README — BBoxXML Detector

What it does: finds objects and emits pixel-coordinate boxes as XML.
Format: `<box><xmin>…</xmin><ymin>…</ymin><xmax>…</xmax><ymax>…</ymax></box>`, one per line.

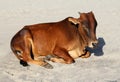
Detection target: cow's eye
<box><xmin>83</xmin><ymin>25</ymin><xmax>90</xmax><ymax>36</ymax></box>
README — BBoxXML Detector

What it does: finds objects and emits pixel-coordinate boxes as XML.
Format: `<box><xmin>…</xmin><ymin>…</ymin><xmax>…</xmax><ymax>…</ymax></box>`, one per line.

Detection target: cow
<box><xmin>10</xmin><ymin>17</ymin><xmax>92</xmax><ymax>69</ymax></box>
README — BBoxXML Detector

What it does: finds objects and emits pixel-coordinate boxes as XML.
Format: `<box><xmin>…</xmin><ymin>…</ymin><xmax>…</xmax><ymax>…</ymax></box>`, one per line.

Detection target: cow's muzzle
<box><xmin>92</xmin><ymin>40</ymin><xmax>98</xmax><ymax>47</ymax></box>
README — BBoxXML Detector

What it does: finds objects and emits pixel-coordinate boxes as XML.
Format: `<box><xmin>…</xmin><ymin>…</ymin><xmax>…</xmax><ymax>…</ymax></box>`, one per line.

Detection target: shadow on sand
<box><xmin>86</xmin><ymin>37</ymin><xmax>106</xmax><ymax>56</ymax></box>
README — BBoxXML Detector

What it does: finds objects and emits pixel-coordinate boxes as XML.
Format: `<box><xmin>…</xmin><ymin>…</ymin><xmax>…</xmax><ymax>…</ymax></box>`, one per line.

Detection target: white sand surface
<box><xmin>0</xmin><ymin>0</ymin><xmax>120</xmax><ymax>82</ymax></box>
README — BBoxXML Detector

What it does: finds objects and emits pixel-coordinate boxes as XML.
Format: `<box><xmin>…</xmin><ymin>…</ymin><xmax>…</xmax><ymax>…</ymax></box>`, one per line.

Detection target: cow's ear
<box><xmin>68</xmin><ymin>17</ymin><xmax>79</xmax><ymax>25</ymax></box>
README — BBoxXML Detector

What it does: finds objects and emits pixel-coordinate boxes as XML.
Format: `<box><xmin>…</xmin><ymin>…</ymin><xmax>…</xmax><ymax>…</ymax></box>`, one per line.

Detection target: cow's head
<box><xmin>68</xmin><ymin>17</ymin><xmax>92</xmax><ymax>48</ymax></box>
<box><xmin>78</xmin><ymin>11</ymin><xmax>98</xmax><ymax>48</ymax></box>
<box><xmin>68</xmin><ymin>11</ymin><xmax>98</xmax><ymax>48</ymax></box>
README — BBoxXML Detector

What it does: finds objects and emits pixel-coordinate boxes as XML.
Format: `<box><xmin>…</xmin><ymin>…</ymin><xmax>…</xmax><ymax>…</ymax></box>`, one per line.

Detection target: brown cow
<box><xmin>10</xmin><ymin>17</ymin><xmax>91</xmax><ymax>69</ymax></box>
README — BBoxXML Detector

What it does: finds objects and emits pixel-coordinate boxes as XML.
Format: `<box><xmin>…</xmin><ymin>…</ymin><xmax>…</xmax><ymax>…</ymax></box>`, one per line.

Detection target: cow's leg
<box><xmin>21</xmin><ymin>30</ymin><xmax>53</xmax><ymax>69</ymax></box>
<box><xmin>19</xmin><ymin>48</ymin><xmax>53</xmax><ymax>69</ymax></box>
<box><xmin>43</xmin><ymin>55</ymin><xmax>66</xmax><ymax>64</ymax></box>
<box><xmin>80</xmin><ymin>50</ymin><xmax>91</xmax><ymax>58</ymax></box>
<box><xmin>27</xmin><ymin>59</ymin><xmax>53</xmax><ymax>69</ymax></box>
<box><xmin>53</xmin><ymin>47</ymin><xmax>75</xmax><ymax>64</ymax></box>
<box><xmin>50</xmin><ymin>57</ymin><xmax>66</xmax><ymax>64</ymax></box>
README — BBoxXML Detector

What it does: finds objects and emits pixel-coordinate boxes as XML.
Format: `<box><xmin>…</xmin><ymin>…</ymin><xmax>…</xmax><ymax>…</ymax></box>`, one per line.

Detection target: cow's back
<box><xmin>23</xmin><ymin>18</ymin><xmax>81</xmax><ymax>57</ymax></box>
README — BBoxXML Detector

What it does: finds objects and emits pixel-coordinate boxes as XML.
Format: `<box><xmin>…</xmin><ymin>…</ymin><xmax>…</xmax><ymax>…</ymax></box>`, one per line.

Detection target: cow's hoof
<box><xmin>43</xmin><ymin>63</ymin><xmax>53</xmax><ymax>69</ymax></box>
<box><xmin>66</xmin><ymin>59</ymin><xmax>75</xmax><ymax>64</ymax></box>
<box><xmin>20</xmin><ymin>60</ymin><xmax>29</xmax><ymax>67</ymax></box>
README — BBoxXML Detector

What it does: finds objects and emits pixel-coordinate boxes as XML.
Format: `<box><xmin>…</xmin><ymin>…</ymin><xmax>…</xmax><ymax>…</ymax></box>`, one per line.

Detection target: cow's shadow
<box><xmin>86</xmin><ymin>37</ymin><xmax>106</xmax><ymax>56</ymax></box>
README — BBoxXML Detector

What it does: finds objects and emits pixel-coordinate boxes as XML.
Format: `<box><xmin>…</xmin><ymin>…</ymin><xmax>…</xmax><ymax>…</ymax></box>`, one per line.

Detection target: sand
<box><xmin>0</xmin><ymin>0</ymin><xmax>120</xmax><ymax>82</ymax></box>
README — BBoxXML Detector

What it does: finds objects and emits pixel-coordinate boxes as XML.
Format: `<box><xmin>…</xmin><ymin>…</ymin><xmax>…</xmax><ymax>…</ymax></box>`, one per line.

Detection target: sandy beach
<box><xmin>0</xmin><ymin>0</ymin><xmax>120</xmax><ymax>82</ymax></box>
